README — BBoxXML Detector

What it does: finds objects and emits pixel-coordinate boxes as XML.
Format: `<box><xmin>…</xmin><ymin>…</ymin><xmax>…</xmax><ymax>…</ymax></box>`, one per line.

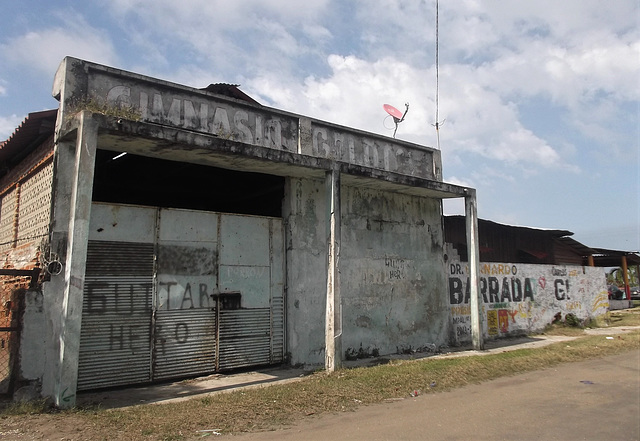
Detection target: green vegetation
<box><xmin>540</xmin><ymin>308</ymin><xmax>640</xmax><ymax>335</ymax></box>
<box><xmin>69</xmin><ymin>98</ymin><xmax>142</xmax><ymax>122</ymax></box>
<box><xmin>0</xmin><ymin>399</ymin><xmax>49</xmax><ymax>416</ymax></box>
<box><xmin>607</xmin><ymin>266</ymin><xmax>638</xmax><ymax>289</ymax></box>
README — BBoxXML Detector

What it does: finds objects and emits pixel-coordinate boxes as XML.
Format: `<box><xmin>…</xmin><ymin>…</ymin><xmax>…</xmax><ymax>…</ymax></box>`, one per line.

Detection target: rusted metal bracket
<box><xmin>0</xmin><ymin>268</ymin><xmax>41</xmax><ymax>288</ymax></box>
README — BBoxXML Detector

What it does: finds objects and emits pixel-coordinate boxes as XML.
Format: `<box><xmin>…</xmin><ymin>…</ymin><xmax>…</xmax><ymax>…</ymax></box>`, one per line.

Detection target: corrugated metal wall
<box><xmin>153</xmin><ymin>208</ymin><xmax>219</xmax><ymax>381</ymax></box>
<box><xmin>218</xmin><ymin>309</ymin><xmax>271</xmax><ymax>370</ymax></box>
<box><xmin>153</xmin><ymin>309</ymin><xmax>217</xmax><ymax>380</ymax></box>
<box><xmin>77</xmin><ymin>203</ymin><xmax>284</xmax><ymax>390</ymax></box>
<box><xmin>78</xmin><ymin>241</ymin><xmax>154</xmax><ymax>390</ymax></box>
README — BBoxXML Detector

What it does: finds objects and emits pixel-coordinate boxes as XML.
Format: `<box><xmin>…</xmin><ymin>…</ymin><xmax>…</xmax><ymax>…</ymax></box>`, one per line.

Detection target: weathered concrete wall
<box><xmin>284</xmin><ymin>177</ymin><xmax>450</xmax><ymax>367</ymax></box>
<box><xmin>609</xmin><ymin>299</ymin><xmax>633</xmax><ymax>310</ymax></box>
<box><xmin>341</xmin><ymin>187</ymin><xmax>449</xmax><ymax>356</ymax></box>
<box><xmin>446</xmin><ymin>248</ymin><xmax>609</xmax><ymax>344</ymax></box>
<box><xmin>284</xmin><ymin>177</ymin><xmax>328</xmax><ymax>366</ymax></box>
<box><xmin>53</xmin><ymin>57</ymin><xmax>442</xmax><ymax>182</ymax></box>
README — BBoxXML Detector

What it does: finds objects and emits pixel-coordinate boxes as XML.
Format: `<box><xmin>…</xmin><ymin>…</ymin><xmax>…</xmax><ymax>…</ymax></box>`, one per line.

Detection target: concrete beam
<box><xmin>56</xmin><ymin>113</ymin><xmax>472</xmax><ymax>201</ymax></box>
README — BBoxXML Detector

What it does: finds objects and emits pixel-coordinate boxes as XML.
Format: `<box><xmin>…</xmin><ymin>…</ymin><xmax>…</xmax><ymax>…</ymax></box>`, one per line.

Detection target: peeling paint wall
<box><xmin>446</xmin><ymin>246</ymin><xmax>609</xmax><ymax>345</ymax></box>
<box><xmin>341</xmin><ymin>187</ymin><xmax>449</xmax><ymax>356</ymax></box>
<box><xmin>53</xmin><ymin>57</ymin><xmax>442</xmax><ymax>182</ymax></box>
<box><xmin>284</xmin><ymin>178</ymin><xmax>328</xmax><ymax>366</ymax></box>
<box><xmin>285</xmin><ymin>178</ymin><xmax>450</xmax><ymax>367</ymax></box>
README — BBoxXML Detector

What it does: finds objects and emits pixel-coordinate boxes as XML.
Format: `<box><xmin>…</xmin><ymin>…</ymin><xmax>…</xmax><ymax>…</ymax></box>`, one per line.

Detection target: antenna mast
<box><xmin>433</xmin><ymin>0</ymin><xmax>444</xmax><ymax>149</ymax></box>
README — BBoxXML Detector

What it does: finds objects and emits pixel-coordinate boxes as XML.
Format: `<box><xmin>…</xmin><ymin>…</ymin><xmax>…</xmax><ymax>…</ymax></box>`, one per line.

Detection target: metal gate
<box><xmin>152</xmin><ymin>208</ymin><xmax>219</xmax><ymax>380</ymax></box>
<box><xmin>77</xmin><ymin>204</ymin><xmax>284</xmax><ymax>391</ymax></box>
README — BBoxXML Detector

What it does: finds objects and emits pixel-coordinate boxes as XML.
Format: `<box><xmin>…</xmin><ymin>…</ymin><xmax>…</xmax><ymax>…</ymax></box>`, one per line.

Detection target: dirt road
<box><xmin>224</xmin><ymin>350</ymin><xmax>640</xmax><ymax>441</ymax></box>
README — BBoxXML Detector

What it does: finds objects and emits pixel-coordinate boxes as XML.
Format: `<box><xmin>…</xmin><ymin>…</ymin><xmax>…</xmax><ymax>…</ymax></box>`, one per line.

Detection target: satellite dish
<box><xmin>383</xmin><ymin>104</ymin><xmax>404</xmax><ymax>121</ymax></box>
<box><xmin>383</xmin><ymin>102</ymin><xmax>409</xmax><ymax>138</ymax></box>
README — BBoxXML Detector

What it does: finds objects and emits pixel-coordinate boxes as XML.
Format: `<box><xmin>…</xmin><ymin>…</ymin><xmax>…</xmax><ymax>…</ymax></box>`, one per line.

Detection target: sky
<box><xmin>1</xmin><ymin>0</ymin><xmax>638</xmax><ymax>252</ymax></box>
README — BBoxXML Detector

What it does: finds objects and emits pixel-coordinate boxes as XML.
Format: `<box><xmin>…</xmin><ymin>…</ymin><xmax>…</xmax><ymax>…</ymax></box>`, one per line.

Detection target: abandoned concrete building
<box><xmin>0</xmin><ymin>57</ymin><xmax>482</xmax><ymax>407</ymax></box>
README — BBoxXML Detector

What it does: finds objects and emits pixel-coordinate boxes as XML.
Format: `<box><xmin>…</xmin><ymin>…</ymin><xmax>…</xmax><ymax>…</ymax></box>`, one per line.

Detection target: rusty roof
<box><xmin>200</xmin><ymin>83</ymin><xmax>261</xmax><ymax>106</ymax></box>
<box><xmin>0</xmin><ymin>109</ymin><xmax>57</xmax><ymax>165</ymax></box>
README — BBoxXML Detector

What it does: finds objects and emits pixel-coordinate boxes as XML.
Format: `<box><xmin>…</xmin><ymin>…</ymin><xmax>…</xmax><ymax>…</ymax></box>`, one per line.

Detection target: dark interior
<box><xmin>92</xmin><ymin>150</ymin><xmax>285</xmax><ymax>217</ymax></box>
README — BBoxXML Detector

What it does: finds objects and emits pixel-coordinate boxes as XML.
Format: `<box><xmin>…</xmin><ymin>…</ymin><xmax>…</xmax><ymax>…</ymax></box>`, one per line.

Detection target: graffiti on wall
<box><xmin>84</xmin><ymin>279</ymin><xmax>213</xmax><ymax>352</ymax></box>
<box><xmin>448</xmin><ymin>261</ymin><xmax>609</xmax><ymax>343</ymax></box>
<box><xmin>157</xmin><ymin>279</ymin><xmax>216</xmax><ymax>310</ymax></box>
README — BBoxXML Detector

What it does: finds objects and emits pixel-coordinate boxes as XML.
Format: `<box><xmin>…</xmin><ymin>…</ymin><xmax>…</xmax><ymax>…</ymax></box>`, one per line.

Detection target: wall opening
<box><xmin>92</xmin><ymin>150</ymin><xmax>285</xmax><ymax>217</ymax></box>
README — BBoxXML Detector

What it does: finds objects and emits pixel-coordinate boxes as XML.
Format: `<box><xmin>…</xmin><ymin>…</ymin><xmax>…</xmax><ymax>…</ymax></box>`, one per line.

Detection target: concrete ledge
<box><xmin>609</xmin><ymin>300</ymin><xmax>633</xmax><ymax>310</ymax></box>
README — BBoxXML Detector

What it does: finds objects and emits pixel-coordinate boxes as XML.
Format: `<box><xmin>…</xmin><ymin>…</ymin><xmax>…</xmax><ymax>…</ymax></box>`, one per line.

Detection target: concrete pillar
<box><xmin>53</xmin><ymin>111</ymin><xmax>98</xmax><ymax>408</ymax></box>
<box><xmin>465</xmin><ymin>190</ymin><xmax>483</xmax><ymax>351</ymax></box>
<box><xmin>325</xmin><ymin>168</ymin><xmax>342</xmax><ymax>371</ymax></box>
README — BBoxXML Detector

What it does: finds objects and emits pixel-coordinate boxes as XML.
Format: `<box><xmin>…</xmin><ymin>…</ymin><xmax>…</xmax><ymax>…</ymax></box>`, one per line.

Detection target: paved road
<box><xmin>225</xmin><ymin>351</ymin><xmax>640</xmax><ymax>441</ymax></box>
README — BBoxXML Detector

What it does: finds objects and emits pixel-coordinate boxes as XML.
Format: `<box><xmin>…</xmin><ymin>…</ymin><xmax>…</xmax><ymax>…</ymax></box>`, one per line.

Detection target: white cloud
<box><xmin>302</xmin><ymin>24</ymin><xmax>332</xmax><ymax>42</ymax></box>
<box><xmin>1</xmin><ymin>10</ymin><xmax>119</xmax><ymax>77</ymax></box>
<box><xmin>0</xmin><ymin>114</ymin><xmax>24</xmax><ymax>143</ymax></box>
<box><xmin>99</xmin><ymin>0</ymin><xmax>635</xmax><ymax>176</ymax></box>
<box><xmin>0</xmin><ymin>1</ymin><xmax>632</xmax><ymax>188</ymax></box>
<box><xmin>250</xmin><ymin>51</ymin><xmax>573</xmax><ymax>174</ymax></box>
<box><xmin>105</xmin><ymin>0</ymin><xmax>331</xmax><ymax>25</ymax></box>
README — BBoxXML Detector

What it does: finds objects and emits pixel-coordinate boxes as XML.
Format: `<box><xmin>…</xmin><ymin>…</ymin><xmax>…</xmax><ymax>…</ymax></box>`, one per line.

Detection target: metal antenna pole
<box><xmin>433</xmin><ymin>0</ymin><xmax>444</xmax><ymax>149</ymax></box>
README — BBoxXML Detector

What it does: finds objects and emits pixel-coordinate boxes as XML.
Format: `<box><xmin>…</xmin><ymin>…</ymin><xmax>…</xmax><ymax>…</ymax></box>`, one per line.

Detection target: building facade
<box><xmin>0</xmin><ymin>58</ymin><xmax>480</xmax><ymax>406</ymax></box>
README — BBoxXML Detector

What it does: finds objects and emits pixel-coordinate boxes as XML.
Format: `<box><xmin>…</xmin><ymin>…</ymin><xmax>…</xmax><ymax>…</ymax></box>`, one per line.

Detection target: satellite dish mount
<box><xmin>383</xmin><ymin>103</ymin><xmax>409</xmax><ymax>138</ymax></box>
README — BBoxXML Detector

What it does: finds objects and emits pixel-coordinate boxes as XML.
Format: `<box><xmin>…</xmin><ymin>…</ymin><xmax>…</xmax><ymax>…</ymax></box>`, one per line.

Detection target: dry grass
<box><xmin>2</xmin><ymin>311</ymin><xmax>639</xmax><ymax>440</ymax></box>
<box><xmin>539</xmin><ymin>308</ymin><xmax>640</xmax><ymax>336</ymax></box>
<box><xmin>605</xmin><ymin>309</ymin><xmax>640</xmax><ymax>327</ymax></box>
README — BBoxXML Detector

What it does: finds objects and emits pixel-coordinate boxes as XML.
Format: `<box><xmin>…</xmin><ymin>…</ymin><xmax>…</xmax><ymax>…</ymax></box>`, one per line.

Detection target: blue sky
<box><xmin>1</xmin><ymin>0</ymin><xmax>638</xmax><ymax>251</ymax></box>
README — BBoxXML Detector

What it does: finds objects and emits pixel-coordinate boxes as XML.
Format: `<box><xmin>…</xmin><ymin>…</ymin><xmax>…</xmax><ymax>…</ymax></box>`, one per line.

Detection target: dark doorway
<box><xmin>92</xmin><ymin>150</ymin><xmax>285</xmax><ymax>217</ymax></box>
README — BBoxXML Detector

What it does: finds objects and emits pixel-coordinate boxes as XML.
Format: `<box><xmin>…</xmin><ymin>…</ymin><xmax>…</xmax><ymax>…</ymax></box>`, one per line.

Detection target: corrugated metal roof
<box><xmin>0</xmin><ymin>109</ymin><xmax>57</xmax><ymax>165</ymax></box>
<box><xmin>446</xmin><ymin>215</ymin><xmax>573</xmax><ymax>237</ymax></box>
<box><xmin>445</xmin><ymin>216</ymin><xmax>639</xmax><ymax>267</ymax></box>
<box><xmin>590</xmin><ymin>248</ymin><xmax>640</xmax><ymax>266</ymax></box>
<box><xmin>200</xmin><ymin>83</ymin><xmax>261</xmax><ymax>106</ymax></box>
<box><xmin>555</xmin><ymin>236</ymin><xmax>596</xmax><ymax>256</ymax></box>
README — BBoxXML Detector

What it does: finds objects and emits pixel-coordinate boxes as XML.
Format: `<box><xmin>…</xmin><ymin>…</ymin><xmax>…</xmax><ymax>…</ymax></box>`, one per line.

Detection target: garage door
<box><xmin>77</xmin><ymin>203</ymin><xmax>284</xmax><ymax>390</ymax></box>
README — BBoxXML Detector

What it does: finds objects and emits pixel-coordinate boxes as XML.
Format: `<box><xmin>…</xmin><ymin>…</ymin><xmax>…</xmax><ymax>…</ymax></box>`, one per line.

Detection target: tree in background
<box><xmin>607</xmin><ymin>266</ymin><xmax>639</xmax><ymax>288</ymax></box>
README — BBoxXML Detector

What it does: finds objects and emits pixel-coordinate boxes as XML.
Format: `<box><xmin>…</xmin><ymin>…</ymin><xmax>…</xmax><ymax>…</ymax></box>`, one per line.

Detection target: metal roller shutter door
<box><xmin>153</xmin><ymin>309</ymin><xmax>217</xmax><ymax>381</ymax></box>
<box><xmin>77</xmin><ymin>241</ymin><xmax>154</xmax><ymax>391</ymax></box>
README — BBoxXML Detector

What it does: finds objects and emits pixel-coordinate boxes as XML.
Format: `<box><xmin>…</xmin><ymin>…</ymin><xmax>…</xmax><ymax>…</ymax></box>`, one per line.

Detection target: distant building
<box><xmin>445</xmin><ymin>215</ymin><xmax>640</xmax><ymax>296</ymax></box>
<box><xmin>442</xmin><ymin>217</ymin><xmax>640</xmax><ymax>344</ymax></box>
<box><xmin>445</xmin><ymin>216</ymin><xmax>585</xmax><ymax>265</ymax></box>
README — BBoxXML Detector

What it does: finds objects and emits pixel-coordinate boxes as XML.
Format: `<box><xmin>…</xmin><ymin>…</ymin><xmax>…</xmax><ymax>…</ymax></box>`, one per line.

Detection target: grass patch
<box><xmin>605</xmin><ymin>309</ymin><xmax>640</xmax><ymax>327</ymax></box>
<box><xmin>540</xmin><ymin>323</ymin><xmax>588</xmax><ymax>336</ymax></box>
<box><xmin>0</xmin><ymin>399</ymin><xmax>50</xmax><ymax>416</ymax></box>
<box><xmin>2</xmin><ymin>311</ymin><xmax>638</xmax><ymax>440</ymax></box>
<box><xmin>3</xmin><ymin>331</ymin><xmax>638</xmax><ymax>440</ymax></box>
<box><xmin>540</xmin><ymin>307</ymin><xmax>640</xmax><ymax>336</ymax></box>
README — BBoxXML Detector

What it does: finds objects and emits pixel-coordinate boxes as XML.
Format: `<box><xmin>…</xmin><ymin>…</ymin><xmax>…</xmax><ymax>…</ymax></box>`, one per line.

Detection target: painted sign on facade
<box><xmin>54</xmin><ymin>58</ymin><xmax>441</xmax><ymax>181</ymax></box>
<box><xmin>310</xmin><ymin>122</ymin><xmax>436</xmax><ymax>178</ymax></box>
<box><xmin>448</xmin><ymin>259</ymin><xmax>609</xmax><ymax>344</ymax></box>
<box><xmin>104</xmin><ymin>84</ymin><xmax>299</xmax><ymax>152</ymax></box>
